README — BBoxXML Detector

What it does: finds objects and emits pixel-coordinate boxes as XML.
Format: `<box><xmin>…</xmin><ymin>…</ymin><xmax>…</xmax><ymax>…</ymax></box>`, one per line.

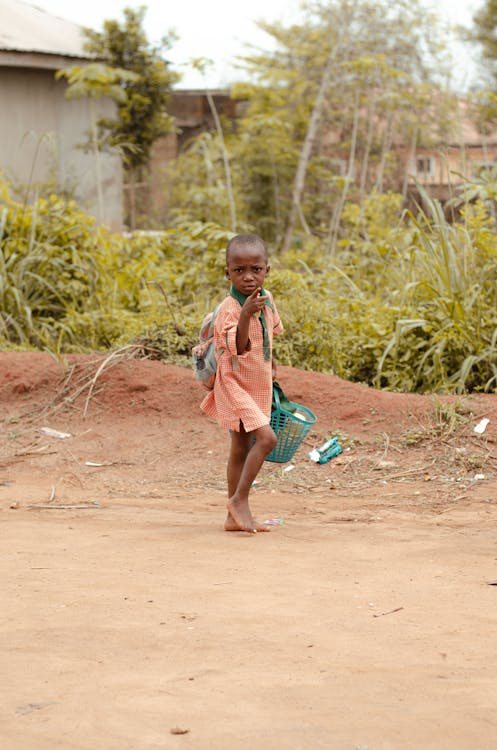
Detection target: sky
<box><xmin>30</xmin><ymin>0</ymin><xmax>483</xmax><ymax>88</ymax></box>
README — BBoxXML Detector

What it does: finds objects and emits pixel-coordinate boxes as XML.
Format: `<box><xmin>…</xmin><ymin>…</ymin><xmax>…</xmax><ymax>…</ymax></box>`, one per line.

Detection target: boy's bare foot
<box><xmin>226</xmin><ymin>497</ymin><xmax>258</xmax><ymax>533</ymax></box>
<box><xmin>224</xmin><ymin>511</ymin><xmax>271</xmax><ymax>532</ymax></box>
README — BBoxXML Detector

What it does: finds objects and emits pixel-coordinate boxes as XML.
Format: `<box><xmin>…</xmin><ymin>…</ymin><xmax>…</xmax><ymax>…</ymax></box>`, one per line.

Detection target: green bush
<box><xmin>3</xmin><ymin>174</ymin><xmax>497</xmax><ymax>393</ymax></box>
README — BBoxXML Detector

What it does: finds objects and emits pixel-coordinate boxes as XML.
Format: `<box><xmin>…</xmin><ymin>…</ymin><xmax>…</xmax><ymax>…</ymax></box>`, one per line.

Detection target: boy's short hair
<box><xmin>226</xmin><ymin>233</ymin><xmax>268</xmax><ymax>263</ymax></box>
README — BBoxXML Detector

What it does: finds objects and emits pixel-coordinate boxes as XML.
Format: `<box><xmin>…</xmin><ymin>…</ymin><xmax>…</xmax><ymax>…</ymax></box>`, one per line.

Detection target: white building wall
<box><xmin>0</xmin><ymin>65</ymin><xmax>123</xmax><ymax>229</ymax></box>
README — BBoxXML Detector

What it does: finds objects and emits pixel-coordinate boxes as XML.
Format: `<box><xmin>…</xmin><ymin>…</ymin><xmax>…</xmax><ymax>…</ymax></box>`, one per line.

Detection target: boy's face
<box><xmin>225</xmin><ymin>242</ymin><xmax>269</xmax><ymax>296</ymax></box>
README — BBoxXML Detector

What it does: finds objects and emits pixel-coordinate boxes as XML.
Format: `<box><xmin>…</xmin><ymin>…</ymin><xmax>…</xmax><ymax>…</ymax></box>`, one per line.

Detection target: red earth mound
<box><xmin>1</xmin><ymin>350</ymin><xmax>484</xmax><ymax>440</ymax></box>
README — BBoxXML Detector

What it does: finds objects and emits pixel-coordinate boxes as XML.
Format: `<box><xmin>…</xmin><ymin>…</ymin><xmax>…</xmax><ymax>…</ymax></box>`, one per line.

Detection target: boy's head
<box><xmin>225</xmin><ymin>234</ymin><xmax>270</xmax><ymax>296</ymax></box>
<box><xmin>225</xmin><ymin>233</ymin><xmax>268</xmax><ymax>265</ymax></box>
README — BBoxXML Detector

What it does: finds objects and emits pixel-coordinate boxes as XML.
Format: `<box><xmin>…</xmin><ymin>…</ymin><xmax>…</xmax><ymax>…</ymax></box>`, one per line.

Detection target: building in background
<box><xmin>1</xmin><ymin>0</ymin><xmax>496</xmax><ymax>231</ymax></box>
<box><xmin>405</xmin><ymin>102</ymin><xmax>497</xmax><ymax>205</ymax></box>
<box><xmin>146</xmin><ymin>89</ymin><xmax>243</xmax><ymax>224</ymax></box>
<box><xmin>0</xmin><ymin>0</ymin><xmax>123</xmax><ymax>229</ymax></box>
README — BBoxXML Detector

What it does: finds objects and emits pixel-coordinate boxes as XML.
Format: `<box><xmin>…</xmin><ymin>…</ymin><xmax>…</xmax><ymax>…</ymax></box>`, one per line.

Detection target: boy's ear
<box><xmin>225</xmin><ymin>266</ymin><xmax>230</xmax><ymax>278</ymax></box>
<box><xmin>265</xmin><ymin>265</ymin><xmax>270</xmax><ymax>275</ymax></box>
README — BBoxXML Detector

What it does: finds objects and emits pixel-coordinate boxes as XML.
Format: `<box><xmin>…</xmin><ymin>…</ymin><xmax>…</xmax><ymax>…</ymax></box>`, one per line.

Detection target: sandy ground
<box><xmin>1</xmin><ymin>352</ymin><xmax>497</xmax><ymax>750</ymax></box>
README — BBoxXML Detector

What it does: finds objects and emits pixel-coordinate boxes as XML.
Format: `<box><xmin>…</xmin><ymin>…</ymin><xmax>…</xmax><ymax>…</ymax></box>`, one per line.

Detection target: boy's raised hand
<box><xmin>236</xmin><ymin>287</ymin><xmax>268</xmax><ymax>354</ymax></box>
<box><xmin>242</xmin><ymin>287</ymin><xmax>268</xmax><ymax>316</ymax></box>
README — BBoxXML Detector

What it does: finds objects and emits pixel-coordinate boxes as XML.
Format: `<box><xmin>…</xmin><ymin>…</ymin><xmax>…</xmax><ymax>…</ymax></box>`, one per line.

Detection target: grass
<box><xmin>2</xmin><ymin>175</ymin><xmax>497</xmax><ymax>394</ymax></box>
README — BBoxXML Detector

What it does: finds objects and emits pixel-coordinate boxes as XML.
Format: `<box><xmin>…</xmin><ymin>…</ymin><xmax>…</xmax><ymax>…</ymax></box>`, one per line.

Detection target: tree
<box><xmin>191</xmin><ymin>58</ymin><xmax>237</xmax><ymax>232</ymax></box>
<box><xmin>166</xmin><ymin>0</ymin><xmax>451</xmax><ymax>248</ymax></box>
<box><xmin>83</xmin><ymin>6</ymin><xmax>179</xmax><ymax>228</ymax></box>
<box><xmin>472</xmin><ymin>0</ymin><xmax>497</xmax><ymax>81</ymax></box>
<box><xmin>231</xmin><ymin>0</ymin><xmax>450</xmax><ymax>250</ymax></box>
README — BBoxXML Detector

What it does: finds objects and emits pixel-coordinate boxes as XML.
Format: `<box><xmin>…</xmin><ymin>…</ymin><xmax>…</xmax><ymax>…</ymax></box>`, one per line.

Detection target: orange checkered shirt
<box><xmin>200</xmin><ymin>290</ymin><xmax>283</xmax><ymax>432</ymax></box>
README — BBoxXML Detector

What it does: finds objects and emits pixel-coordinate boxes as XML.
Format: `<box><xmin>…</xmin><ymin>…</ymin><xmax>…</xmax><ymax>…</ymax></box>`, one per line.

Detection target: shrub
<box><xmin>3</xmin><ymin>174</ymin><xmax>497</xmax><ymax>393</ymax></box>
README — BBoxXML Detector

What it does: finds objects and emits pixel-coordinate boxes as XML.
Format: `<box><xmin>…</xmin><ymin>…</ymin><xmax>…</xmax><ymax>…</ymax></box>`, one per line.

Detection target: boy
<box><xmin>201</xmin><ymin>233</ymin><xmax>283</xmax><ymax>533</ymax></box>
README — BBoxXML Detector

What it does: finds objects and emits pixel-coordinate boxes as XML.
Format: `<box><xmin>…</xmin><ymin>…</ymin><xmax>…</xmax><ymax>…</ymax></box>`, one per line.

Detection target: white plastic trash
<box><xmin>293</xmin><ymin>410</ymin><xmax>309</xmax><ymax>421</ymax></box>
<box><xmin>39</xmin><ymin>427</ymin><xmax>72</xmax><ymax>439</ymax></box>
<box><xmin>474</xmin><ymin>418</ymin><xmax>490</xmax><ymax>435</ymax></box>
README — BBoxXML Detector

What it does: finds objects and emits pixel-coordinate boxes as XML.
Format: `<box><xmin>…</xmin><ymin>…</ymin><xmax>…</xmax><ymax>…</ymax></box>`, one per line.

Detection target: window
<box><xmin>414</xmin><ymin>156</ymin><xmax>435</xmax><ymax>178</ymax></box>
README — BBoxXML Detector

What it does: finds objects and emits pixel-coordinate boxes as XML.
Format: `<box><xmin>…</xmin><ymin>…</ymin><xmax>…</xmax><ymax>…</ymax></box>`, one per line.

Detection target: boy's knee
<box><xmin>260</xmin><ymin>428</ymin><xmax>277</xmax><ymax>454</ymax></box>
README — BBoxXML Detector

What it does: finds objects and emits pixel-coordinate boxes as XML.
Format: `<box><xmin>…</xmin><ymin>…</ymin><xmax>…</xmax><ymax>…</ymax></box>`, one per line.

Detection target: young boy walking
<box><xmin>201</xmin><ymin>233</ymin><xmax>283</xmax><ymax>533</ymax></box>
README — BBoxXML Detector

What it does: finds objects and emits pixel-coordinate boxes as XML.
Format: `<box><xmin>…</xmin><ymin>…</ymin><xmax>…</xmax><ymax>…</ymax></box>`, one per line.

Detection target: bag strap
<box><xmin>272</xmin><ymin>381</ymin><xmax>296</xmax><ymax>413</ymax></box>
<box><xmin>272</xmin><ymin>382</ymin><xmax>281</xmax><ymax>411</ymax></box>
<box><xmin>207</xmin><ymin>304</ymin><xmax>220</xmax><ymax>340</ymax></box>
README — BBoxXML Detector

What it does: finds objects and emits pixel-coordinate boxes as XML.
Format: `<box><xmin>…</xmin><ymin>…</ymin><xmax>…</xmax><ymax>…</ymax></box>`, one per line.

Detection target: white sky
<box><xmin>31</xmin><ymin>0</ymin><xmax>483</xmax><ymax>88</ymax></box>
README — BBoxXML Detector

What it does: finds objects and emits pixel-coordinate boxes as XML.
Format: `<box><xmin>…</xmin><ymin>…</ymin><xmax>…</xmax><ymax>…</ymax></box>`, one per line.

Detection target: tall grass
<box><xmin>2</xmin><ymin>175</ymin><xmax>497</xmax><ymax>393</ymax></box>
<box><xmin>370</xmin><ymin>189</ymin><xmax>497</xmax><ymax>392</ymax></box>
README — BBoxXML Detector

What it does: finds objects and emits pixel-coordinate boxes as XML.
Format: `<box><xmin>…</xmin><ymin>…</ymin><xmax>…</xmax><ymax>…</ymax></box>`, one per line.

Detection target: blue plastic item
<box><xmin>308</xmin><ymin>436</ymin><xmax>342</xmax><ymax>464</ymax></box>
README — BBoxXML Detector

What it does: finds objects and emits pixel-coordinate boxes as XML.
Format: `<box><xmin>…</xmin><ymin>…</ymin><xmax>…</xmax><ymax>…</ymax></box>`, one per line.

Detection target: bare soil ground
<box><xmin>1</xmin><ymin>352</ymin><xmax>497</xmax><ymax>750</ymax></box>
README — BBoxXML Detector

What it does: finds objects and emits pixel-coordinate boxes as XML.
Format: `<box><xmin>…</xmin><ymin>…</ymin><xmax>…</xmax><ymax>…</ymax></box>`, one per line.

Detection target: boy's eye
<box><xmin>231</xmin><ymin>265</ymin><xmax>263</xmax><ymax>273</ymax></box>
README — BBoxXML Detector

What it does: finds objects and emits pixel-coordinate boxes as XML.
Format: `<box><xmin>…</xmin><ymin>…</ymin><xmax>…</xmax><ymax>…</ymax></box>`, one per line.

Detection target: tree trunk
<box><xmin>402</xmin><ymin>126</ymin><xmax>418</xmax><ymax>202</ymax></box>
<box><xmin>374</xmin><ymin>111</ymin><xmax>395</xmax><ymax>193</ymax></box>
<box><xmin>482</xmin><ymin>130</ymin><xmax>497</xmax><ymax>223</ymax></box>
<box><xmin>206</xmin><ymin>91</ymin><xmax>237</xmax><ymax>233</ymax></box>
<box><xmin>327</xmin><ymin>90</ymin><xmax>360</xmax><ymax>257</ymax></box>
<box><xmin>128</xmin><ymin>168</ymin><xmax>137</xmax><ymax>231</ymax></box>
<box><xmin>359</xmin><ymin>98</ymin><xmax>376</xmax><ymax>200</ymax></box>
<box><xmin>270</xmin><ymin>149</ymin><xmax>283</xmax><ymax>245</ymax></box>
<box><xmin>281</xmin><ymin>44</ymin><xmax>338</xmax><ymax>254</ymax></box>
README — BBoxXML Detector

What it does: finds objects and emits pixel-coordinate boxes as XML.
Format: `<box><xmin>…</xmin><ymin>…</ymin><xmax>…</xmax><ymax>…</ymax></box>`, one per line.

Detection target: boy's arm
<box><xmin>236</xmin><ymin>287</ymin><xmax>268</xmax><ymax>355</ymax></box>
<box><xmin>236</xmin><ymin>309</ymin><xmax>251</xmax><ymax>354</ymax></box>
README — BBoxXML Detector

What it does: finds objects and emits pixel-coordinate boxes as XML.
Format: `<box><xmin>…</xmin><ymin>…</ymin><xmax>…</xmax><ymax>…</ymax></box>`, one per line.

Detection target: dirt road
<box><xmin>1</xmin><ymin>353</ymin><xmax>497</xmax><ymax>749</ymax></box>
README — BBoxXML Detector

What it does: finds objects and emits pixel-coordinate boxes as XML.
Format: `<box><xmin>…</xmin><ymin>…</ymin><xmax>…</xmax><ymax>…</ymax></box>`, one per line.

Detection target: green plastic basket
<box><xmin>266</xmin><ymin>387</ymin><xmax>317</xmax><ymax>463</ymax></box>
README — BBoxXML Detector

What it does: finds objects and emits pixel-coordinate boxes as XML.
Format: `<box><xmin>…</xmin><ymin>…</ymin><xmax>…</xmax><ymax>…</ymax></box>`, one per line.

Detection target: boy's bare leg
<box><xmin>225</xmin><ymin>425</ymin><xmax>270</xmax><ymax>531</ymax></box>
<box><xmin>225</xmin><ymin>427</ymin><xmax>251</xmax><ymax>530</ymax></box>
<box><xmin>226</xmin><ymin>423</ymin><xmax>277</xmax><ymax>533</ymax></box>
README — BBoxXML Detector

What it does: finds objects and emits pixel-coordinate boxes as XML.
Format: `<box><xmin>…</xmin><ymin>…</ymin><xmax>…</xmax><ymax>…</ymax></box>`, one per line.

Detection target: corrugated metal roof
<box><xmin>0</xmin><ymin>0</ymin><xmax>89</xmax><ymax>58</ymax></box>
